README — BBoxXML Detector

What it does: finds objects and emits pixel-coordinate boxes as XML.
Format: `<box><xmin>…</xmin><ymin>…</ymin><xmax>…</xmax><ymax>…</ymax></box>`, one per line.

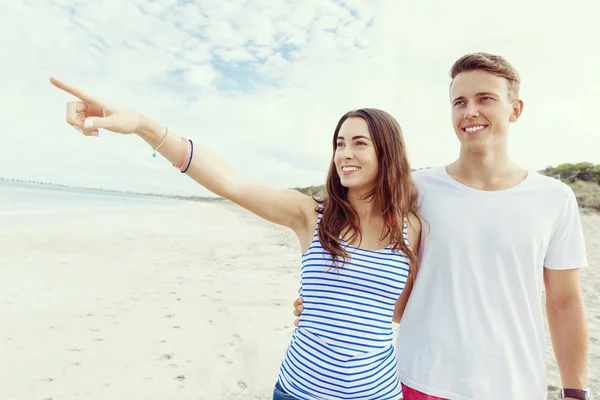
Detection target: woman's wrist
<box><xmin>135</xmin><ymin>115</ymin><xmax>166</xmax><ymax>147</ymax></box>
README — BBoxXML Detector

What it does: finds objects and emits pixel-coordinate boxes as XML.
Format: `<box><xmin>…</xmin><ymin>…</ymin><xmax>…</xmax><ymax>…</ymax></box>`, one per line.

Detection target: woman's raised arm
<box><xmin>50</xmin><ymin>77</ymin><xmax>316</xmax><ymax>232</ymax></box>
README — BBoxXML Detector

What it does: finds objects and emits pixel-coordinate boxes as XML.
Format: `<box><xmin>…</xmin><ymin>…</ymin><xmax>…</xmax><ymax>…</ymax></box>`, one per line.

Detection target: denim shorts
<box><xmin>272</xmin><ymin>381</ymin><xmax>301</xmax><ymax>400</ymax></box>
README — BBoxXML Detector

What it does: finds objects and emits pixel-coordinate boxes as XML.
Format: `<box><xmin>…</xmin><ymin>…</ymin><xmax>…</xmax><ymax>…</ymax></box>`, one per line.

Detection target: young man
<box><xmin>293</xmin><ymin>53</ymin><xmax>590</xmax><ymax>400</ymax></box>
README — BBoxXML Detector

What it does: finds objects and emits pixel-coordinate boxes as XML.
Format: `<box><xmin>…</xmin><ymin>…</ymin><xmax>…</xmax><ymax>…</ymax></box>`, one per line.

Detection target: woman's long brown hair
<box><xmin>315</xmin><ymin>108</ymin><xmax>421</xmax><ymax>280</ymax></box>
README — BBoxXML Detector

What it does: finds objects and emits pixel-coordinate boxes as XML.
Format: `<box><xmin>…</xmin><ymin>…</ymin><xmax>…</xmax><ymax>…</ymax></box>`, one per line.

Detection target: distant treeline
<box><xmin>541</xmin><ymin>162</ymin><xmax>600</xmax><ymax>183</ymax></box>
<box><xmin>293</xmin><ymin>163</ymin><xmax>600</xmax><ymax>212</ymax></box>
<box><xmin>542</xmin><ymin>162</ymin><xmax>600</xmax><ymax>212</ymax></box>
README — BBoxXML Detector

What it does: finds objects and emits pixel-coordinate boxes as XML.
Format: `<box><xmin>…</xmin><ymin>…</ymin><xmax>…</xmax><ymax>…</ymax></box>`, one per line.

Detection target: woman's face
<box><xmin>334</xmin><ymin>117</ymin><xmax>378</xmax><ymax>192</ymax></box>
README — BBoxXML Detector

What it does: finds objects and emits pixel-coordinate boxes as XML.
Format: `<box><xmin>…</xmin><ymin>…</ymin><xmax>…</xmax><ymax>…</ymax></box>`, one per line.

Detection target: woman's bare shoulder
<box><xmin>406</xmin><ymin>212</ymin><xmax>422</xmax><ymax>250</ymax></box>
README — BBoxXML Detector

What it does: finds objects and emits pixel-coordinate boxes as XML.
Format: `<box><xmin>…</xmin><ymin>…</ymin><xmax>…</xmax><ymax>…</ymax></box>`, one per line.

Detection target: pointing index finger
<box><xmin>49</xmin><ymin>76</ymin><xmax>96</xmax><ymax>103</ymax></box>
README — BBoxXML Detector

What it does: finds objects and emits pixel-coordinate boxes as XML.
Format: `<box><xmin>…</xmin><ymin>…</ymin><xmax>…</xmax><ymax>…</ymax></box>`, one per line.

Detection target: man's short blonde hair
<box><xmin>450</xmin><ymin>52</ymin><xmax>521</xmax><ymax>102</ymax></box>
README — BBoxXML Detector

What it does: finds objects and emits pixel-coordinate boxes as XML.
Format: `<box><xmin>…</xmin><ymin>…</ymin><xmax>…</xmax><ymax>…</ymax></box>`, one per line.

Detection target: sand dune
<box><xmin>0</xmin><ymin>201</ymin><xmax>597</xmax><ymax>399</ymax></box>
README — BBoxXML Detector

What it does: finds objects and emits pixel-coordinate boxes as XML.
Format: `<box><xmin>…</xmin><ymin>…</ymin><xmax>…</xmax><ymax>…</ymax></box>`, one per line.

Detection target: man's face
<box><xmin>450</xmin><ymin>70</ymin><xmax>523</xmax><ymax>153</ymax></box>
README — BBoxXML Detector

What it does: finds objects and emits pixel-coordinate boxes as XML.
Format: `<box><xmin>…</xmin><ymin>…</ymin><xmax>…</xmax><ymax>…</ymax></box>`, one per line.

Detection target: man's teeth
<box><xmin>343</xmin><ymin>167</ymin><xmax>360</xmax><ymax>172</ymax></box>
<box><xmin>465</xmin><ymin>125</ymin><xmax>486</xmax><ymax>132</ymax></box>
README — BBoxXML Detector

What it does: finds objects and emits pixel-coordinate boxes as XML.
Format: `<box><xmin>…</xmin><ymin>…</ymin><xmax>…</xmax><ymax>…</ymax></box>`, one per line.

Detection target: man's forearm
<box><xmin>547</xmin><ymin>300</ymin><xmax>589</xmax><ymax>390</ymax></box>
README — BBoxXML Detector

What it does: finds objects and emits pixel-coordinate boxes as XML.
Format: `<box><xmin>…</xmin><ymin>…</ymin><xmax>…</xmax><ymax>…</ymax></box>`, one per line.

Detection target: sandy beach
<box><xmin>1</xmin><ymin>197</ymin><xmax>598</xmax><ymax>399</ymax></box>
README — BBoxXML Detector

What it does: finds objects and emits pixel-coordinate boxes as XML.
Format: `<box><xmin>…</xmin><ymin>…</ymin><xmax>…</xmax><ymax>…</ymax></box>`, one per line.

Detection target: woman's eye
<box><xmin>356</xmin><ymin>141</ymin><xmax>367</xmax><ymax>146</ymax></box>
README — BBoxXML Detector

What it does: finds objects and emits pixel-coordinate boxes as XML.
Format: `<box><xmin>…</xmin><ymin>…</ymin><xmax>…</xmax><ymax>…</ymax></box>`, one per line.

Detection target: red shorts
<box><xmin>401</xmin><ymin>383</ymin><xmax>449</xmax><ymax>400</ymax></box>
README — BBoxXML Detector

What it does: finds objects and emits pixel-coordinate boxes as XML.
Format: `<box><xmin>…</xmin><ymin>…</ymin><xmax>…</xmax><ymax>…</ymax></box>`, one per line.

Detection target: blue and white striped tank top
<box><xmin>277</xmin><ymin>212</ymin><xmax>410</xmax><ymax>399</ymax></box>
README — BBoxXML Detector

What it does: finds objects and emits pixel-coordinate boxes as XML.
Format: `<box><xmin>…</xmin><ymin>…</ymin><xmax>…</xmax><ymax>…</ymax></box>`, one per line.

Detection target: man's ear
<box><xmin>510</xmin><ymin>99</ymin><xmax>524</xmax><ymax>122</ymax></box>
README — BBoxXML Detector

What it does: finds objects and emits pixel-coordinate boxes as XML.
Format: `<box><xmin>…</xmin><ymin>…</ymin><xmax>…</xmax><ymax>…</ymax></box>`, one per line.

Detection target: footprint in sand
<box><xmin>219</xmin><ymin>353</ymin><xmax>234</xmax><ymax>365</ymax></box>
<box><xmin>230</xmin><ymin>379</ymin><xmax>248</xmax><ymax>396</ymax></box>
<box><xmin>159</xmin><ymin>352</ymin><xmax>178</xmax><ymax>369</ymax></box>
<box><xmin>227</xmin><ymin>333</ymin><xmax>242</xmax><ymax>348</ymax></box>
<box><xmin>275</xmin><ymin>325</ymin><xmax>290</xmax><ymax>331</ymax></box>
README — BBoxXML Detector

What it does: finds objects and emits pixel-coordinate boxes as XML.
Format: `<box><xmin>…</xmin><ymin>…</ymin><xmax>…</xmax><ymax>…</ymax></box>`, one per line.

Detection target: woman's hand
<box><xmin>50</xmin><ymin>77</ymin><xmax>145</xmax><ymax>136</ymax></box>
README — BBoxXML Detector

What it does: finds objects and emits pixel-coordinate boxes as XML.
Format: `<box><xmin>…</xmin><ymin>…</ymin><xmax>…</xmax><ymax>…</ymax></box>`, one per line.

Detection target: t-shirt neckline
<box><xmin>439</xmin><ymin>165</ymin><xmax>534</xmax><ymax>194</ymax></box>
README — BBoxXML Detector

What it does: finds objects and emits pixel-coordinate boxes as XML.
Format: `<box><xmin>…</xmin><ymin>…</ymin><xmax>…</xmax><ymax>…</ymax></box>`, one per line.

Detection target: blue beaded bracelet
<box><xmin>181</xmin><ymin>139</ymin><xmax>193</xmax><ymax>173</ymax></box>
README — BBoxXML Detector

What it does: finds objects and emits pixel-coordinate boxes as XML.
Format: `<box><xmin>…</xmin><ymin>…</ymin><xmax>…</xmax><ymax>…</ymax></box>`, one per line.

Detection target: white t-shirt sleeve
<box><xmin>544</xmin><ymin>188</ymin><xmax>588</xmax><ymax>270</ymax></box>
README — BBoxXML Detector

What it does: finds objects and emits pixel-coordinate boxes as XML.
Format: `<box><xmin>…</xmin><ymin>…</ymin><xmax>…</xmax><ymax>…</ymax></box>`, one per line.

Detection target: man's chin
<box><xmin>460</xmin><ymin>141</ymin><xmax>493</xmax><ymax>154</ymax></box>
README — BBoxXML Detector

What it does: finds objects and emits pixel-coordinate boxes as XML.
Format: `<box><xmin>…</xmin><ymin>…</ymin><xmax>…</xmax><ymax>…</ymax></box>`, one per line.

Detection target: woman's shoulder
<box><xmin>405</xmin><ymin>212</ymin><xmax>422</xmax><ymax>250</ymax></box>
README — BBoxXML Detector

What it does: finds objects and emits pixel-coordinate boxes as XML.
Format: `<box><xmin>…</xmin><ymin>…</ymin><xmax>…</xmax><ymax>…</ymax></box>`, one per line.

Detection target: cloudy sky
<box><xmin>1</xmin><ymin>0</ymin><xmax>598</xmax><ymax>196</ymax></box>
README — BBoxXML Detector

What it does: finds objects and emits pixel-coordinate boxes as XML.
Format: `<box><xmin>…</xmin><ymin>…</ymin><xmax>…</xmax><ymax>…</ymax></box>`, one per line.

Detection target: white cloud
<box><xmin>1</xmin><ymin>0</ymin><xmax>599</xmax><ymax>196</ymax></box>
<box><xmin>185</xmin><ymin>64</ymin><xmax>219</xmax><ymax>88</ymax></box>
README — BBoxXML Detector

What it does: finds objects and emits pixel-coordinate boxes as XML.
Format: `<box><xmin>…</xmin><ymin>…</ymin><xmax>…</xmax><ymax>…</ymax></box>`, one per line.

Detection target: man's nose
<box><xmin>464</xmin><ymin>102</ymin><xmax>480</xmax><ymax>119</ymax></box>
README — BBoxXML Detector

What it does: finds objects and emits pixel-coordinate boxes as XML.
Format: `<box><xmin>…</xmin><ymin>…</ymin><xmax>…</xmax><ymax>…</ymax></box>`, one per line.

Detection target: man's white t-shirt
<box><xmin>396</xmin><ymin>166</ymin><xmax>588</xmax><ymax>400</ymax></box>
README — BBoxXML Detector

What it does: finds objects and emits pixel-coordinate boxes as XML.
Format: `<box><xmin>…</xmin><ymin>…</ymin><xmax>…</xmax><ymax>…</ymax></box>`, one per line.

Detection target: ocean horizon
<box><xmin>0</xmin><ymin>180</ymin><xmax>173</xmax><ymax>223</ymax></box>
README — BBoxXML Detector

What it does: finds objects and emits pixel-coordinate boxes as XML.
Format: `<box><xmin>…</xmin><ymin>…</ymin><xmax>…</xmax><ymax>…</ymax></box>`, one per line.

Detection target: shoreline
<box><xmin>2</xmin><ymin>177</ymin><xmax>599</xmax><ymax>213</ymax></box>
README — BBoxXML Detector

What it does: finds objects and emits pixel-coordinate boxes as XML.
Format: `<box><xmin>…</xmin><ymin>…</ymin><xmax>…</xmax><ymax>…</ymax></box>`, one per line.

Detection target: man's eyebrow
<box><xmin>452</xmin><ymin>92</ymin><xmax>498</xmax><ymax>103</ymax></box>
<box><xmin>475</xmin><ymin>92</ymin><xmax>497</xmax><ymax>97</ymax></box>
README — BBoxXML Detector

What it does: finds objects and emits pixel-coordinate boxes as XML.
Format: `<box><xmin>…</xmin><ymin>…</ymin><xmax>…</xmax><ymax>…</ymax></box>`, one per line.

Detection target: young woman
<box><xmin>50</xmin><ymin>77</ymin><xmax>422</xmax><ymax>400</ymax></box>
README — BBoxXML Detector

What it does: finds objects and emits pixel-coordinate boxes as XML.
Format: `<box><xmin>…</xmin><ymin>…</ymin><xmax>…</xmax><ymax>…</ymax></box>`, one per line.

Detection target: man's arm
<box><xmin>544</xmin><ymin>268</ymin><xmax>589</xmax><ymax>396</ymax></box>
<box><xmin>392</xmin><ymin>212</ymin><xmax>422</xmax><ymax>324</ymax></box>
